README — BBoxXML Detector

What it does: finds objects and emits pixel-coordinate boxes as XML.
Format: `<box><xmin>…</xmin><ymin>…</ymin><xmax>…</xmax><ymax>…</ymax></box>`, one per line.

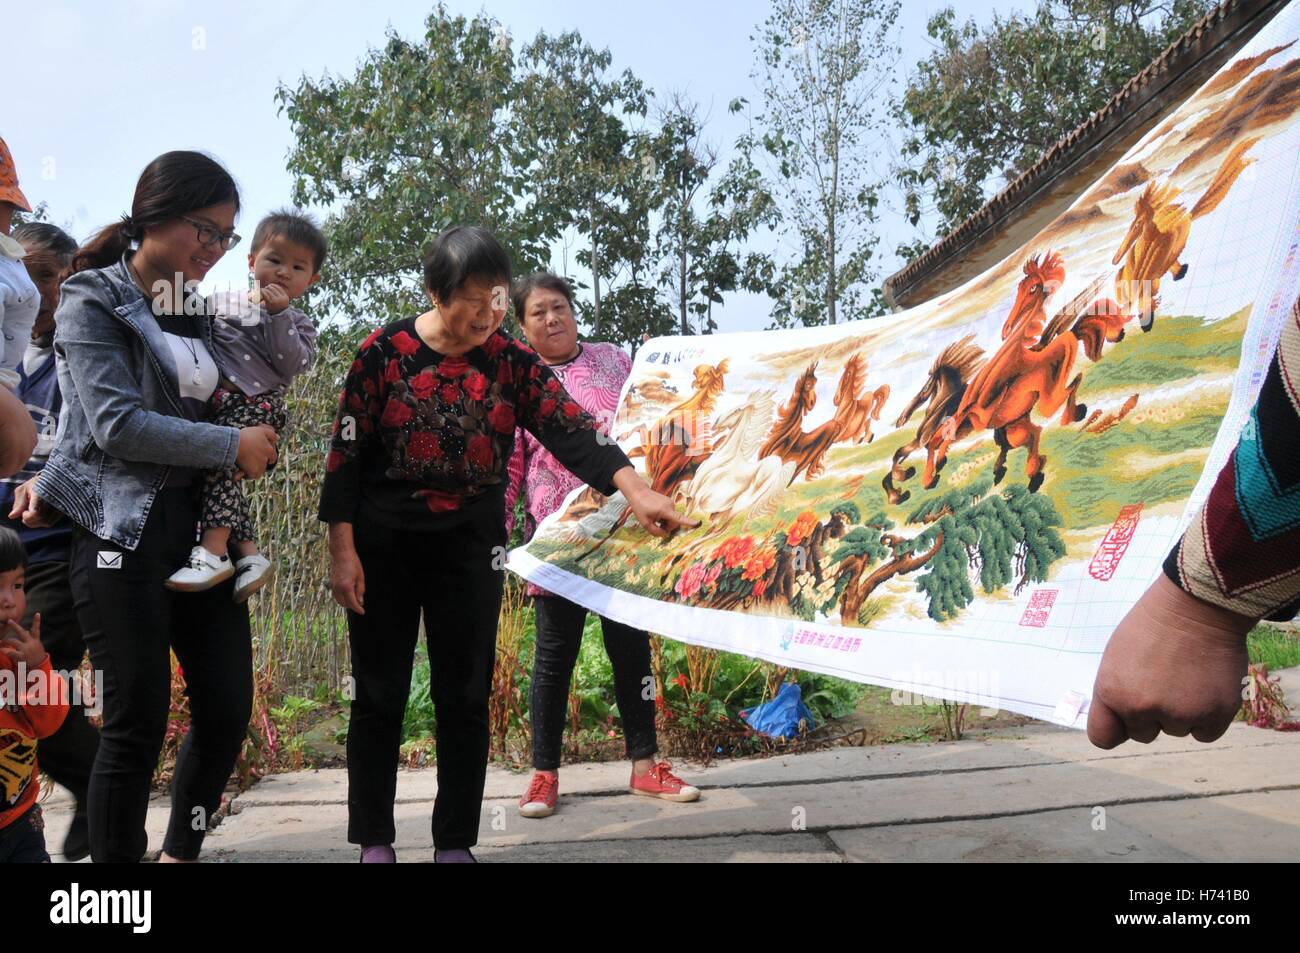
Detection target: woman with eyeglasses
<box><xmin>25</xmin><ymin>151</ymin><xmax>278</xmax><ymax>862</ymax></box>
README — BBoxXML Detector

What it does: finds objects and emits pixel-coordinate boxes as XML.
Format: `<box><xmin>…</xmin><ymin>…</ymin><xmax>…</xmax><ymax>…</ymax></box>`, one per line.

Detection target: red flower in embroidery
<box><xmin>544</xmin><ymin>378</ymin><xmax>561</xmax><ymax>394</ymax></box>
<box><xmin>360</xmin><ymin>327</ymin><xmax>383</xmax><ymax>351</ymax></box>
<box><xmin>362</xmin><ymin>378</ymin><xmax>377</xmax><ymax>398</ymax></box>
<box><xmin>380</xmin><ymin>397</ymin><xmax>413</xmax><ymax>428</ymax></box>
<box><xmin>325</xmin><ymin>450</ymin><xmax>345</xmax><ymax>473</ymax></box>
<box><xmin>438</xmin><ymin>356</ymin><xmax>470</xmax><ymax>378</ymax></box>
<box><xmin>741</xmin><ymin>548</ymin><xmax>776</xmax><ymax>582</ymax></box>
<box><xmin>487</xmin><ymin>403</ymin><xmax>515</xmax><ymax>435</ymax></box>
<box><xmin>415</xmin><ymin>489</ymin><xmax>462</xmax><ymax>513</ymax></box>
<box><xmin>391</xmin><ymin>330</ymin><xmax>421</xmax><ymax>356</ymax></box>
<box><xmin>539</xmin><ymin>397</ymin><xmax>557</xmax><ymax>418</ymax></box>
<box><xmin>440</xmin><ymin>381</ymin><xmax>461</xmax><ymax>404</ymax></box>
<box><xmin>713</xmin><ymin>536</ymin><xmax>755</xmax><ymax>569</ymax></box>
<box><xmin>786</xmin><ymin>511</ymin><xmax>819</xmax><ymax>548</ymax></box>
<box><xmin>482</xmin><ymin>334</ymin><xmax>507</xmax><ymax>358</ymax></box>
<box><xmin>383</xmin><ymin>359</ymin><xmax>401</xmax><ymax>384</ymax></box>
<box><xmin>347</xmin><ymin>392</ymin><xmax>364</xmax><ymax>412</ymax></box>
<box><xmin>349</xmin><ymin>358</ymin><xmax>364</xmax><ymax>375</ymax></box>
<box><xmin>466</xmin><ymin>434</ymin><xmax>493</xmax><ymax>469</ymax></box>
<box><xmin>410</xmin><ymin>370</ymin><xmax>437</xmax><ymax>400</ymax></box>
<box><xmin>406</xmin><ymin>431</ymin><xmax>442</xmax><ymax>463</ymax></box>
<box><xmin>496</xmin><ymin>360</ymin><xmax>513</xmax><ymax>385</ymax></box>
<box><xmin>464</xmin><ymin>372</ymin><xmax>490</xmax><ymax>401</ymax></box>
<box><xmin>562</xmin><ymin>401</ymin><xmax>582</xmax><ymax>419</ymax></box>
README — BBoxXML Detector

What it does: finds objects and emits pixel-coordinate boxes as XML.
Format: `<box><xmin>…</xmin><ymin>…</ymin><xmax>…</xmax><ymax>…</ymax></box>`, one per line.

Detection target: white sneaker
<box><xmin>165</xmin><ymin>546</ymin><xmax>234</xmax><ymax>592</ymax></box>
<box><xmin>232</xmin><ymin>554</ymin><xmax>272</xmax><ymax>604</ymax></box>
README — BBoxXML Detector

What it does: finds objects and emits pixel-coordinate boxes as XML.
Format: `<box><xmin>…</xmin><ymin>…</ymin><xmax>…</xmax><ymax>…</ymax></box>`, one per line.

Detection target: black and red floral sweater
<box><xmin>318</xmin><ymin>318</ymin><xmax>632</xmax><ymax>533</ymax></box>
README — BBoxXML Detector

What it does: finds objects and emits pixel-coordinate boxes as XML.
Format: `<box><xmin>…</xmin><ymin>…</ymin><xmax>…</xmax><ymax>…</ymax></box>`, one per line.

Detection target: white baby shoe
<box><xmin>233</xmin><ymin>554</ymin><xmax>273</xmax><ymax>604</ymax></box>
<box><xmin>165</xmin><ymin>546</ymin><xmax>235</xmax><ymax>592</ymax></box>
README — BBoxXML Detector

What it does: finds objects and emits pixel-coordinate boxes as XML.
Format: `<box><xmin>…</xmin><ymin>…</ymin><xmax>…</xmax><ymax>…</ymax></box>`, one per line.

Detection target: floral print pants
<box><xmin>200</xmin><ymin>388</ymin><xmax>289</xmax><ymax>541</ymax></box>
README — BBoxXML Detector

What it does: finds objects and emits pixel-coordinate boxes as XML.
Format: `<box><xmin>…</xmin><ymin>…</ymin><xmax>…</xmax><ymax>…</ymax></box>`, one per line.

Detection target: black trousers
<box><xmin>21</xmin><ymin>559</ymin><xmax>100</xmax><ymax>822</ymax></box>
<box><xmin>0</xmin><ymin>804</ymin><xmax>49</xmax><ymax>863</ymax></box>
<box><xmin>69</xmin><ymin>487</ymin><xmax>253</xmax><ymax>862</ymax></box>
<box><xmin>346</xmin><ymin>517</ymin><xmax>504</xmax><ymax>851</ymax></box>
<box><xmin>529</xmin><ymin>595</ymin><xmax>658</xmax><ymax>771</ymax></box>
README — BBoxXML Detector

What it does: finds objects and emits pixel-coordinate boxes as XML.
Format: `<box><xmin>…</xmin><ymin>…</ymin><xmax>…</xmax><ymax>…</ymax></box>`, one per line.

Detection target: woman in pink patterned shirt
<box><xmin>505</xmin><ymin>273</ymin><xmax>700</xmax><ymax>817</ymax></box>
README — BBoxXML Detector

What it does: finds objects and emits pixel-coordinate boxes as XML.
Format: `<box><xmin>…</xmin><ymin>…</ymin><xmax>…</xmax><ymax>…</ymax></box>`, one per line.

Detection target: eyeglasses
<box><xmin>181</xmin><ymin>216</ymin><xmax>241</xmax><ymax>251</ymax></box>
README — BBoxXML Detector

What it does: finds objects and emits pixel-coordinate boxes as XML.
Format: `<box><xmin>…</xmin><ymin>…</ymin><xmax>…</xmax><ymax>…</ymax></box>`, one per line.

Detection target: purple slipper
<box><xmin>434</xmin><ymin>848</ymin><xmax>476</xmax><ymax>863</ymax></box>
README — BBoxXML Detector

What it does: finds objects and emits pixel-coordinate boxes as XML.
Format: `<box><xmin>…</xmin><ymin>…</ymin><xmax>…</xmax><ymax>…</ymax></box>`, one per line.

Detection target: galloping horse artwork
<box><xmin>758</xmin><ymin>354</ymin><xmax>889</xmax><ymax>483</ymax></box>
<box><xmin>922</xmin><ymin>254</ymin><xmax>1131</xmax><ymax>494</ymax></box>
<box><xmin>1113</xmin><ymin>137</ymin><xmax>1260</xmax><ymax>328</ymax></box>
<box><xmin>575</xmin><ymin>359</ymin><xmax>728</xmax><ymax>562</ymax></box>
<box><xmin>882</xmin><ymin>334</ymin><xmax>984</xmax><ymax>506</ymax></box>
<box><xmin>827</xmin><ymin>355</ymin><xmax>891</xmax><ymax>448</ymax></box>
<box><xmin>512</xmin><ymin>7</ymin><xmax>1300</xmax><ymax>725</ymax></box>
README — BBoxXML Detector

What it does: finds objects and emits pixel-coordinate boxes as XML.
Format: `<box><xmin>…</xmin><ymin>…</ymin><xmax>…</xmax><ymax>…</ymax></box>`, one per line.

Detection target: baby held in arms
<box><xmin>166</xmin><ymin>209</ymin><xmax>326</xmax><ymax>602</ymax></box>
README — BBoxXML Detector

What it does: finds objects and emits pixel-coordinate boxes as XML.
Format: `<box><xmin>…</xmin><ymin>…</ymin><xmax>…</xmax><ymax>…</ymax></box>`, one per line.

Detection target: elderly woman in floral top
<box><xmin>319</xmin><ymin>230</ymin><xmax>695</xmax><ymax>864</ymax></box>
<box><xmin>505</xmin><ymin>273</ymin><xmax>701</xmax><ymax>820</ymax></box>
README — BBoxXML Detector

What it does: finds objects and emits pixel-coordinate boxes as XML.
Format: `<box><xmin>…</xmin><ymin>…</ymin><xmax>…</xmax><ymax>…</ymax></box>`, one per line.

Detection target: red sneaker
<box><xmin>518</xmin><ymin>771</ymin><xmax>559</xmax><ymax>818</ymax></box>
<box><xmin>629</xmin><ymin>761</ymin><xmax>700</xmax><ymax>802</ymax></box>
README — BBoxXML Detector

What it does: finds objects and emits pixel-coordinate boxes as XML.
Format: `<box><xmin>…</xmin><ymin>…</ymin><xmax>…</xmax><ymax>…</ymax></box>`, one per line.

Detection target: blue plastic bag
<box><xmin>740</xmin><ymin>681</ymin><xmax>816</xmax><ymax>739</ymax></box>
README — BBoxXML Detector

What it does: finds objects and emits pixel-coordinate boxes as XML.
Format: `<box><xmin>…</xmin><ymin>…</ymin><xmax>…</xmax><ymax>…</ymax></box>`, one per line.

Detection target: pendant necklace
<box><xmin>178</xmin><ymin>327</ymin><xmax>204</xmax><ymax>386</ymax></box>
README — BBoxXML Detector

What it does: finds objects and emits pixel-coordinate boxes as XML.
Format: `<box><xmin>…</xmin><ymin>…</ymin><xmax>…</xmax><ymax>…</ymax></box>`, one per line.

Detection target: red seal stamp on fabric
<box><xmin>1019</xmin><ymin>588</ymin><xmax>1059</xmax><ymax>627</ymax></box>
<box><xmin>1088</xmin><ymin>503</ymin><xmax>1143</xmax><ymax>581</ymax></box>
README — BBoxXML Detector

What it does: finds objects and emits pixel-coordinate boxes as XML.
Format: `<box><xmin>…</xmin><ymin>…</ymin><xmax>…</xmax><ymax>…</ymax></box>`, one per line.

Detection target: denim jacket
<box><xmin>33</xmin><ymin>255</ymin><xmax>239</xmax><ymax>550</ymax></box>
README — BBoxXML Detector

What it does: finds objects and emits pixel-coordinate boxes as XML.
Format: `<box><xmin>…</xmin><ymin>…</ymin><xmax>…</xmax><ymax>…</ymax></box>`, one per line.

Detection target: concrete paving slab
<box><xmin>39</xmin><ymin>721</ymin><xmax>1300</xmax><ymax>862</ymax></box>
<box><xmin>830</xmin><ymin>790</ymin><xmax>1300</xmax><ymax>862</ymax></box>
<box><xmin>177</xmin><ymin>738</ymin><xmax>1300</xmax><ymax>861</ymax></box>
<box><xmin>229</xmin><ymin>722</ymin><xmax>1300</xmax><ymax>807</ymax></box>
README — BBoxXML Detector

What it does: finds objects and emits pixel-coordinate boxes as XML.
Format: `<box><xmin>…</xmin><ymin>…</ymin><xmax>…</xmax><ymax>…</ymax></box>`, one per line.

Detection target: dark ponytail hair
<box><xmin>71</xmin><ymin>151</ymin><xmax>240</xmax><ymax>275</ymax></box>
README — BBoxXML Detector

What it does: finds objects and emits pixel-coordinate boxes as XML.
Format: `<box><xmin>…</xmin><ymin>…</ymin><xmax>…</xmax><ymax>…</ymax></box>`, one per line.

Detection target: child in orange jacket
<box><xmin>0</xmin><ymin>526</ymin><xmax>69</xmax><ymax>862</ymax></box>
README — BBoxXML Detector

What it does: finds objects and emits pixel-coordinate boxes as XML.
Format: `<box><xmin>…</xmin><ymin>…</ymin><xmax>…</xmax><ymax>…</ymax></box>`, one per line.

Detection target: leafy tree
<box><xmin>896</xmin><ymin>0</ymin><xmax>1215</xmax><ymax>247</ymax></box>
<box><xmin>649</xmin><ymin>94</ymin><xmax>778</xmax><ymax>336</ymax></box>
<box><xmin>515</xmin><ymin>31</ymin><xmax>650</xmax><ymax>338</ymax></box>
<box><xmin>650</xmin><ymin>94</ymin><xmax>719</xmax><ymax>336</ymax></box>
<box><xmin>276</xmin><ymin>6</ymin><xmax>553</xmax><ymax>325</ymax></box>
<box><xmin>687</xmin><ymin>109</ymin><xmax>780</xmax><ymax>334</ymax></box>
<box><xmin>827</xmin><ymin>477</ymin><xmax>1066</xmax><ymax>623</ymax></box>
<box><xmin>599</xmin><ymin>275</ymin><xmax>676</xmax><ymax>348</ymax></box>
<box><xmin>754</xmin><ymin>0</ymin><xmax>902</xmax><ymax>326</ymax></box>
<box><xmin>11</xmin><ymin>202</ymin><xmax>51</xmax><ymax>227</ymax></box>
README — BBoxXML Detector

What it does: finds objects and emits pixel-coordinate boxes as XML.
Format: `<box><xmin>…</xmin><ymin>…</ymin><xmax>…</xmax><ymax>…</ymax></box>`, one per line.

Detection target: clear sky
<box><xmin>10</xmin><ymin>0</ymin><xmax>1025</xmax><ymax>332</ymax></box>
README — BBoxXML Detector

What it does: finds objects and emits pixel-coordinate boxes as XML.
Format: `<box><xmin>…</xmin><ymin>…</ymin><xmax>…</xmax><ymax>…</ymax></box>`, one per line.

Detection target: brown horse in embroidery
<box><xmin>882</xmin><ymin>334</ymin><xmax>985</xmax><ymax>506</ymax></box>
<box><xmin>832</xmin><ymin>354</ymin><xmax>891</xmax><ymax>447</ymax></box>
<box><xmin>576</xmin><ymin>360</ymin><xmax>729</xmax><ymax>561</ymax></box>
<box><xmin>1113</xmin><ymin>137</ymin><xmax>1258</xmax><ymax>329</ymax></box>
<box><xmin>923</xmin><ymin>252</ymin><xmax>1131</xmax><ymax>493</ymax></box>
<box><xmin>758</xmin><ymin>356</ymin><xmax>881</xmax><ymax>484</ymax></box>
